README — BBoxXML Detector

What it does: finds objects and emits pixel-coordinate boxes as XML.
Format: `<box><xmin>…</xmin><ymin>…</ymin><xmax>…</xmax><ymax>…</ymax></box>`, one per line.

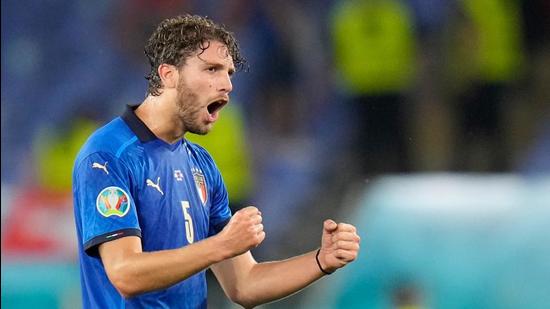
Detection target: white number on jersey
<box><xmin>181</xmin><ymin>201</ymin><xmax>194</xmax><ymax>243</ymax></box>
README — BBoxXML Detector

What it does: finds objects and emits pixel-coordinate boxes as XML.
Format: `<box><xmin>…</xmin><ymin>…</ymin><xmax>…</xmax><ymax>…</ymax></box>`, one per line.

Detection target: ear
<box><xmin>158</xmin><ymin>64</ymin><xmax>178</xmax><ymax>90</ymax></box>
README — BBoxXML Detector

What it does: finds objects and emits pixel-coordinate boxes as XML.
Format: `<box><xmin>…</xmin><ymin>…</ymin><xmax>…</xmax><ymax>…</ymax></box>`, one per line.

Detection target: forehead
<box><xmin>191</xmin><ymin>40</ymin><xmax>234</xmax><ymax>68</ymax></box>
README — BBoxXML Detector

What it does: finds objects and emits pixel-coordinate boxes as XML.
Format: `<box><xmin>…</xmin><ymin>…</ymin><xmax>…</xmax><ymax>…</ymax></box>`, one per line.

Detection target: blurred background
<box><xmin>1</xmin><ymin>0</ymin><xmax>549</xmax><ymax>308</ymax></box>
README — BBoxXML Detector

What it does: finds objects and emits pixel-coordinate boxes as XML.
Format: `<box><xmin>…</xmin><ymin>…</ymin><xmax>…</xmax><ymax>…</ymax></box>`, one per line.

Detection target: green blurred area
<box><xmin>34</xmin><ymin>118</ymin><xmax>99</xmax><ymax>193</ymax></box>
<box><xmin>332</xmin><ymin>0</ymin><xmax>417</xmax><ymax>94</ymax></box>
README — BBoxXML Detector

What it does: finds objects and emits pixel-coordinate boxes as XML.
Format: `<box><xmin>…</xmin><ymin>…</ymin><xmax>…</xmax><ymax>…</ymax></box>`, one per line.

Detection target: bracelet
<box><xmin>315</xmin><ymin>249</ymin><xmax>334</xmax><ymax>275</ymax></box>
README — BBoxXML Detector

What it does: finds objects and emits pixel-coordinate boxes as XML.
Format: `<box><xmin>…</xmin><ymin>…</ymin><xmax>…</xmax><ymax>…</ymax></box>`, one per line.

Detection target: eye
<box><xmin>207</xmin><ymin>66</ymin><xmax>217</xmax><ymax>72</ymax></box>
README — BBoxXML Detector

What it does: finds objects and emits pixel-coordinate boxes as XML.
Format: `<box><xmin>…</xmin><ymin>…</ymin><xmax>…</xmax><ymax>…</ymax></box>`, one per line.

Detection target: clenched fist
<box><xmin>317</xmin><ymin>220</ymin><xmax>360</xmax><ymax>274</ymax></box>
<box><xmin>217</xmin><ymin>206</ymin><xmax>265</xmax><ymax>258</ymax></box>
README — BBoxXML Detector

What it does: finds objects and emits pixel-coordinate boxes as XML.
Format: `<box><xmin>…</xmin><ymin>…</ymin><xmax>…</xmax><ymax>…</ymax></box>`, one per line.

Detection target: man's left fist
<box><xmin>318</xmin><ymin>219</ymin><xmax>360</xmax><ymax>274</ymax></box>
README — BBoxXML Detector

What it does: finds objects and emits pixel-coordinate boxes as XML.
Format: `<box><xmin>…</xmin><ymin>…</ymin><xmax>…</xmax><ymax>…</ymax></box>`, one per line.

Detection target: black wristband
<box><xmin>316</xmin><ymin>249</ymin><xmax>334</xmax><ymax>275</ymax></box>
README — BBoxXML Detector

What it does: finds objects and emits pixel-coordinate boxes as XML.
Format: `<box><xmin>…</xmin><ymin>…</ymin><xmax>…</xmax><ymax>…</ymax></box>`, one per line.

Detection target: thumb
<box><xmin>323</xmin><ymin>219</ymin><xmax>337</xmax><ymax>233</ymax></box>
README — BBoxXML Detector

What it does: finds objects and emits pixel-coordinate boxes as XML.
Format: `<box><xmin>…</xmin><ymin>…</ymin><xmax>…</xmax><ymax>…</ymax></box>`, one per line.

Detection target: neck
<box><xmin>135</xmin><ymin>95</ymin><xmax>185</xmax><ymax>144</ymax></box>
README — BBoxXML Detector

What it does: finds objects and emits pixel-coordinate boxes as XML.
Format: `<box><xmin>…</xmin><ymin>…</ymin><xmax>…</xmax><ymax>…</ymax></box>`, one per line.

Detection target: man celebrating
<box><xmin>73</xmin><ymin>14</ymin><xmax>360</xmax><ymax>308</ymax></box>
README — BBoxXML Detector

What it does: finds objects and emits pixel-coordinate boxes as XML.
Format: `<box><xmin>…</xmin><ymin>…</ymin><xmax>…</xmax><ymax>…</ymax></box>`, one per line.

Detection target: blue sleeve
<box><xmin>73</xmin><ymin>152</ymin><xmax>141</xmax><ymax>254</ymax></box>
<box><xmin>207</xmin><ymin>159</ymin><xmax>231</xmax><ymax>237</ymax></box>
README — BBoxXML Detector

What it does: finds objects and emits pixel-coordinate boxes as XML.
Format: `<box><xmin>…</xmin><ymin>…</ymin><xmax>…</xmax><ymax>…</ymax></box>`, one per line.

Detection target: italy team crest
<box><xmin>96</xmin><ymin>186</ymin><xmax>131</xmax><ymax>217</ymax></box>
<box><xmin>192</xmin><ymin>167</ymin><xmax>208</xmax><ymax>206</ymax></box>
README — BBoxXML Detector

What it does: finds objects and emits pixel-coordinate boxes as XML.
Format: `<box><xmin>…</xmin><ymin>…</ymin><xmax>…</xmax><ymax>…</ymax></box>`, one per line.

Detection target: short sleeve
<box><xmin>73</xmin><ymin>152</ymin><xmax>141</xmax><ymax>255</ymax></box>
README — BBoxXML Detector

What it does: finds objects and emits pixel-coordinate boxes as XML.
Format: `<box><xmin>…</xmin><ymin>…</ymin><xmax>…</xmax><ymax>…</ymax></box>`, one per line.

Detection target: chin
<box><xmin>189</xmin><ymin>127</ymin><xmax>211</xmax><ymax>135</ymax></box>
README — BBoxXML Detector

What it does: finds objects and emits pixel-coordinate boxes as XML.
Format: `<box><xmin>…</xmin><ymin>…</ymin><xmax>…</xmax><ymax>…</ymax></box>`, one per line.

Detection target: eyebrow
<box><xmin>204</xmin><ymin>61</ymin><xmax>236</xmax><ymax>75</ymax></box>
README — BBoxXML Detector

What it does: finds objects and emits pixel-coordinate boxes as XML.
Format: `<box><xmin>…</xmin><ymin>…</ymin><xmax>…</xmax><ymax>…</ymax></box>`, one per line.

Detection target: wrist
<box><xmin>315</xmin><ymin>248</ymin><xmax>334</xmax><ymax>275</ymax></box>
<box><xmin>208</xmin><ymin>234</ymin><xmax>233</xmax><ymax>262</ymax></box>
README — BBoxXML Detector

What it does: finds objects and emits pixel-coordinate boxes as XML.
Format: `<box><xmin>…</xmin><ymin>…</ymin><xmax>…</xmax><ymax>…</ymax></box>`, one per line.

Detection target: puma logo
<box><xmin>146</xmin><ymin>177</ymin><xmax>164</xmax><ymax>195</ymax></box>
<box><xmin>92</xmin><ymin>162</ymin><xmax>109</xmax><ymax>174</ymax></box>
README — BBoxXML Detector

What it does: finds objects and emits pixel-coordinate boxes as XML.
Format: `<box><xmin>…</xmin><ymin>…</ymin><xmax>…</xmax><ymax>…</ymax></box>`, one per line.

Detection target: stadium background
<box><xmin>2</xmin><ymin>0</ymin><xmax>549</xmax><ymax>308</ymax></box>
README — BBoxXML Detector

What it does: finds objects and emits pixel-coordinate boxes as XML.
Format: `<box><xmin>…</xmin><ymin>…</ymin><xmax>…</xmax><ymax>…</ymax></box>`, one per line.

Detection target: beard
<box><xmin>175</xmin><ymin>80</ymin><xmax>210</xmax><ymax>135</ymax></box>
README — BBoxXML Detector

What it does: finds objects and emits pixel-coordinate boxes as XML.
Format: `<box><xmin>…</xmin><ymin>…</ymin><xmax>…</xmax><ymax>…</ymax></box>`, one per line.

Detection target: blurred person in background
<box><xmin>72</xmin><ymin>15</ymin><xmax>360</xmax><ymax>308</ymax></box>
<box><xmin>330</xmin><ymin>0</ymin><xmax>418</xmax><ymax>177</ymax></box>
<box><xmin>446</xmin><ymin>0</ymin><xmax>524</xmax><ymax>171</ymax></box>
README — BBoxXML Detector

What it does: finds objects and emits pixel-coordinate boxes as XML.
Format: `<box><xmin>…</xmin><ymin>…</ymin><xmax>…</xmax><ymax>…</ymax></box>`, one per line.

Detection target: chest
<box><xmin>133</xmin><ymin>144</ymin><xmax>212</xmax><ymax>249</ymax></box>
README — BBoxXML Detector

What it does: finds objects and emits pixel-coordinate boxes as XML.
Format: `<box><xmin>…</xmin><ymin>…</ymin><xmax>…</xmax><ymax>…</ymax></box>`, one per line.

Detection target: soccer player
<box><xmin>73</xmin><ymin>14</ymin><xmax>360</xmax><ymax>308</ymax></box>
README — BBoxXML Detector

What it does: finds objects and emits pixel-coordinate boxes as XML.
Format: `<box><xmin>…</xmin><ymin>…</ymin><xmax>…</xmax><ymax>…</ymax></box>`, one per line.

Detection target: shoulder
<box><xmin>185</xmin><ymin>139</ymin><xmax>216</xmax><ymax>164</ymax></box>
<box><xmin>184</xmin><ymin>139</ymin><xmax>222</xmax><ymax>180</ymax></box>
<box><xmin>74</xmin><ymin>117</ymin><xmax>141</xmax><ymax>169</ymax></box>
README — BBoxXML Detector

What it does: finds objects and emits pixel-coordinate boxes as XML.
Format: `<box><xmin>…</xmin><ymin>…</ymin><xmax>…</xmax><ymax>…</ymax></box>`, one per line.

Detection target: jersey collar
<box><xmin>121</xmin><ymin>105</ymin><xmax>157</xmax><ymax>142</ymax></box>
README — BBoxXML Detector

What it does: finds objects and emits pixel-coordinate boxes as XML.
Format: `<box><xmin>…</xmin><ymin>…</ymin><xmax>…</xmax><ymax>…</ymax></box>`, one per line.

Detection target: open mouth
<box><xmin>207</xmin><ymin>99</ymin><xmax>228</xmax><ymax>115</ymax></box>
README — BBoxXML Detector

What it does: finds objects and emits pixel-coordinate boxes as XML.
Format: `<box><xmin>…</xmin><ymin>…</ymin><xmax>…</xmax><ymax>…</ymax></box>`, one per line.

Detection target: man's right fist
<box><xmin>218</xmin><ymin>206</ymin><xmax>265</xmax><ymax>257</ymax></box>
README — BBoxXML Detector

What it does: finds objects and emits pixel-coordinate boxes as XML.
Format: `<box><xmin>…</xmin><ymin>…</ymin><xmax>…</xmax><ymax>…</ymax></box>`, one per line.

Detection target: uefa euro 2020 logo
<box><xmin>96</xmin><ymin>186</ymin><xmax>130</xmax><ymax>217</ymax></box>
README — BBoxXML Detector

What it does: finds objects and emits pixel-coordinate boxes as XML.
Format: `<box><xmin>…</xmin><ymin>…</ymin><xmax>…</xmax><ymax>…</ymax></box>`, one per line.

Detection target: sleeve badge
<box><xmin>96</xmin><ymin>186</ymin><xmax>131</xmax><ymax>217</ymax></box>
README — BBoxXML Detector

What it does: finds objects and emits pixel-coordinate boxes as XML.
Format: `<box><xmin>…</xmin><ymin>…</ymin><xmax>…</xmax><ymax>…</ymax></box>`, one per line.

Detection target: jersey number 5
<box><xmin>181</xmin><ymin>201</ymin><xmax>194</xmax><ymax>243</ymax></box>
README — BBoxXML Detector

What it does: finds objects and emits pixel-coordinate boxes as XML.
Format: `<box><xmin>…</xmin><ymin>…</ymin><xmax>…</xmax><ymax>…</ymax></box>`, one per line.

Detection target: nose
<box><xmin>218</xmin><ymin>73</ymin><xmax>233</xmax><ymax>94</ymax></box>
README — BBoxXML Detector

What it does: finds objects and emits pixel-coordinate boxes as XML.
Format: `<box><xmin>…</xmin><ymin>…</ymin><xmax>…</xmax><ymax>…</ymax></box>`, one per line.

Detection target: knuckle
<box><xmin>254</xmin><ymin>233</ymin><xmax>264</xmax><ymax>245</ymax></box>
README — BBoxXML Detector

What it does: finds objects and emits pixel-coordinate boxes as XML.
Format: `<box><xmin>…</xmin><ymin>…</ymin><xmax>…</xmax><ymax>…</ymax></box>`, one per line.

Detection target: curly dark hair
<box><xmin>144</xmin><ymin>14</ymin><xmax>246</xmax><ymax>96</ymax></box>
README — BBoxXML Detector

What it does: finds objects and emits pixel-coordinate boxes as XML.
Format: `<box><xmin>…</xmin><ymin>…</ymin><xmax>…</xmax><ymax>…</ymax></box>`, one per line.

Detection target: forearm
<box><xmin>102</xmin><ymin>236</ymin><xmax>228</xmax><ymax>298</ymax></box>
<box><xmin>240</xmin><ymin>250</ymin><xmax>324</xmax><ymax>307</ymax></box>
<box><xmin>214</xmin><ymin>220</ymin><xmax>360</xmax><ymax>307</ymax></box>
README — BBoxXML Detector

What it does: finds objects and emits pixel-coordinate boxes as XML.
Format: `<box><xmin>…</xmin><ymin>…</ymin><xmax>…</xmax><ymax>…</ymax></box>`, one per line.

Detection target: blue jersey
<box><xmin>72</xmin><ymin>105</ymin><xmax>231</xmax><ymax>309</ymax></box>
